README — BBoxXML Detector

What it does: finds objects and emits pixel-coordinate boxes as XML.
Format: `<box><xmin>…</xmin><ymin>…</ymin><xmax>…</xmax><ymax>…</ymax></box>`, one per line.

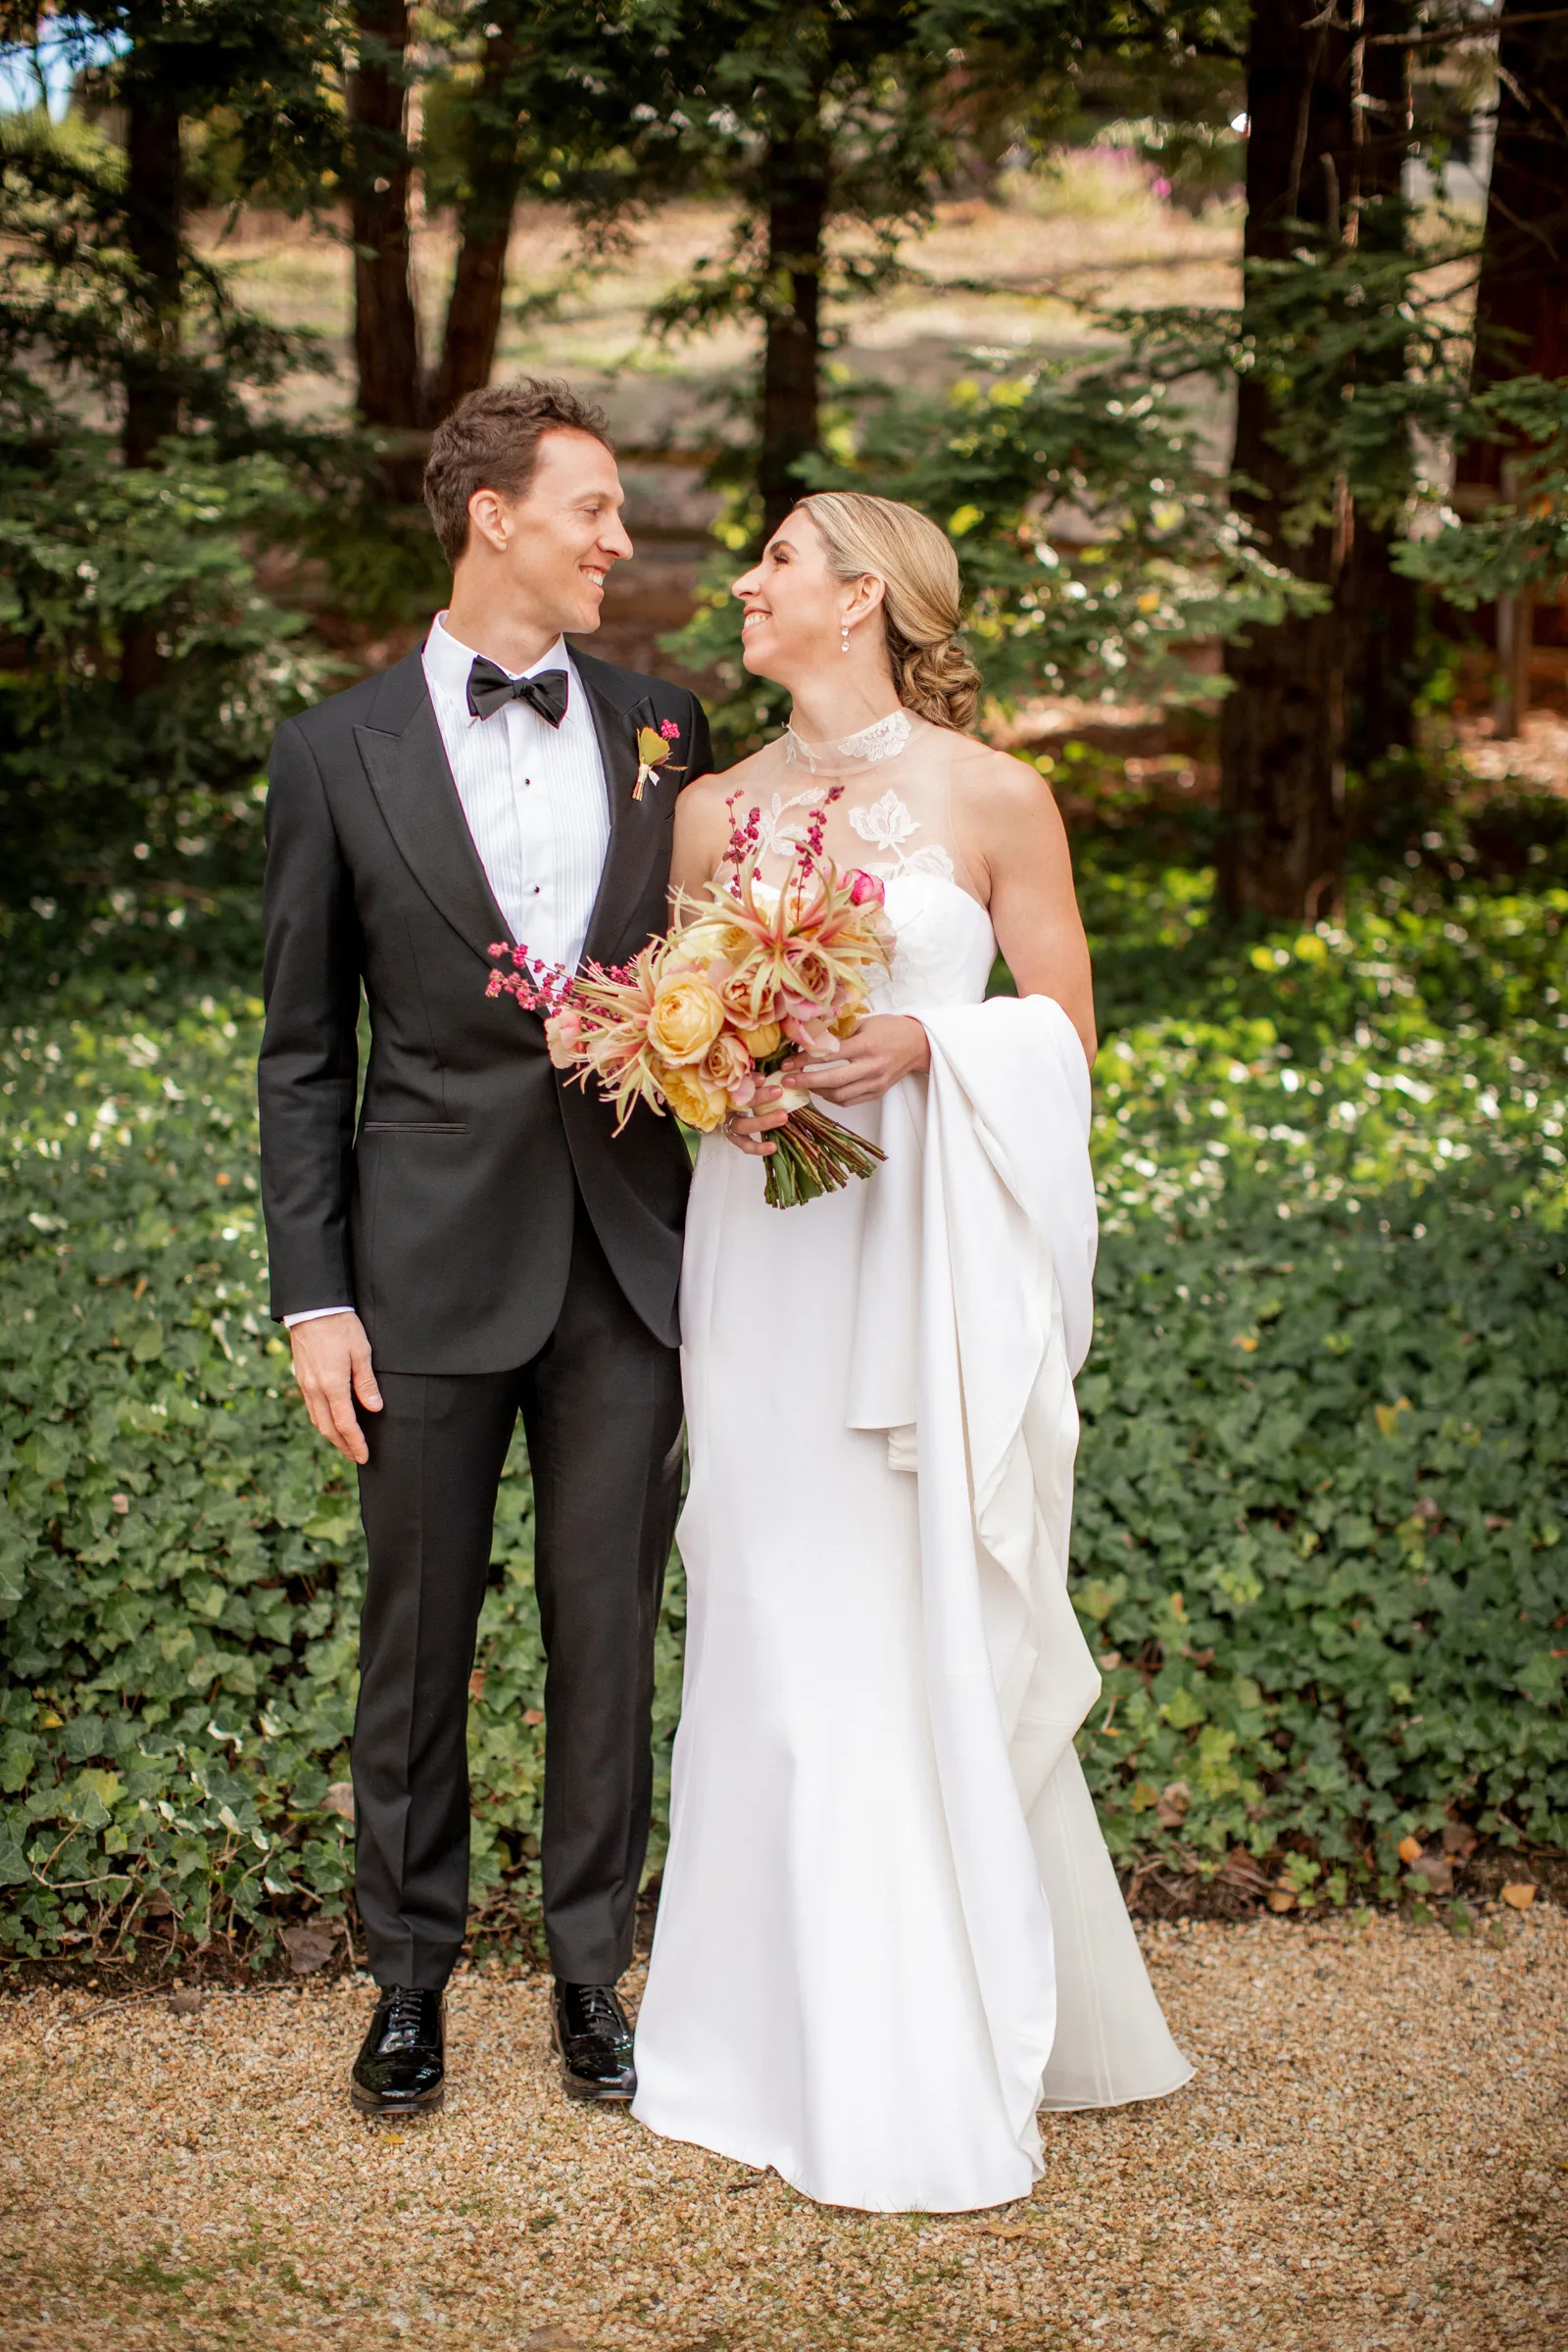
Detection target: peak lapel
<box><xmin>577</xmin><ymin>664</ymin><xmax>660</xmax><ymax>970</ymax></box>
<box><xmin>354</xmin><ymin>687</ymin><xmax>514</xmax><ymax>967</ymax></box>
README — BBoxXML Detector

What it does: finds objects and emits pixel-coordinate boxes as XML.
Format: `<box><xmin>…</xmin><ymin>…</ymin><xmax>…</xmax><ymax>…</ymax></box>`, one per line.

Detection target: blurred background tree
<box><xmin>0</xmin><ymin>0</ymin><xmax>1564</xmax><ymax>917</ymax></box>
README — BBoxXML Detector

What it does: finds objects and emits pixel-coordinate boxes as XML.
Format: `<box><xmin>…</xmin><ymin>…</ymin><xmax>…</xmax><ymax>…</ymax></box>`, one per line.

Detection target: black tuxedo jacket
<box><xmin>258</xmin><ymin>642</ymin><xmax>712</xmax><ymax>1372</ymax></box>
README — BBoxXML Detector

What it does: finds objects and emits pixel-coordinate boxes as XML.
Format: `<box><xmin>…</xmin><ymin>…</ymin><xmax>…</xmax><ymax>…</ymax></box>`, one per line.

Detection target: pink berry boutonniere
<box><xmin>633</xmin><ymin>715</ymin><xmax>685</xmax><ymax>802</ymax></box>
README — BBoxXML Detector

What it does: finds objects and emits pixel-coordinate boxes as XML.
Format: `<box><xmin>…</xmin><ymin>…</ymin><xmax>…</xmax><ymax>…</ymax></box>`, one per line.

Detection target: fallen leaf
<box><xmin>1397</xmin><ymin>1835</ymin><xmax>1424</xmax><ymax>1865</ymax></box>
<box><xmin>467</xmin><ymin>1669</ymin><xmax>486</xmax><ymax>1703</ymax></box>
<box><xmin>1266</xmin><ymin>1889</ymin><xmax>1297</xmax><ymax>1913</ymax></box>
<box><xmin>1500</xmin><ymin>1883</ymin><xmax>1537</xmax><ymax>1910</ymax></box>
<box><xmin>142</xmin><ymin>1886</ymin><xmax>174</xmax><ymax>1917</ymax></box>
<box><xmin>984</xmin><ymin>2223</ymin><xmax>1029</xmax><ymax>2239</ymax></box>
<box><xmin>321</xmin><ymin>1783</ymin><xmax>355</xmax><ymax>1822</ymax></box>
<box><xmin>1156</xmin><ymin>1780</ymin><xmax>1192</xmax><ymax>1828</ymax></box>
<box><xmin>1442</xmin><ymin>1823</ymin><xmax>1479</xmax><ymax>1860</ymax></box>
<box><xmin>169</xmin><ymin>1986</ymin><xmax>204</xmax><ymax>2016</ymax></box>
<box><xmin>523</xmin><ymin>1708</ymin><xmax>544</xmax><ymax>1728</ymax></box>
<box><xmin>281</xmin><ymin>1922</ymin><xmax>337</xmax><ymax>1975</ymax></box>
<box><xmin>1411</xmin><ymin>1853</ymin><xmax>1453</xmax><ymax>1896</ymax></box>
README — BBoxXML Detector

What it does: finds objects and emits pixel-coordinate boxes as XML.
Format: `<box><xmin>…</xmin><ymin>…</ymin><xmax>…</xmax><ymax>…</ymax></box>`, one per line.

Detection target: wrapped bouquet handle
<box><xmin>487</xmin><ymin>792</ymin><xmax>894</xmax><ymax>1209</ymax></box>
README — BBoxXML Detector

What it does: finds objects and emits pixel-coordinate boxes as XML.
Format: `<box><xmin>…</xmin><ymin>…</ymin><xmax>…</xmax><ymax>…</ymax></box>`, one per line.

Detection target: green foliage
<box><xmin>1073</xmin><ymin>888</ymin><xmax>1568</xmax><ymax>1901</ymax></box>
<box><xmin>0</xmin><ymin>424</ymin><xmax>333</xmax><ymax>896</ymax></box>
<box><xmin>1396</xmin><ymin>376</ymin><xmax>1568</xmax><ymax>608</ymax></box>
<box><xmin>1</xmin><ymin>875</ymin><xmax>1562</xmax><ymax>1954</ymax></box>
<box><xmin>667</xmin><ymin>358</ymin><xmax>1316</xmax><ymax>757</ymax></box>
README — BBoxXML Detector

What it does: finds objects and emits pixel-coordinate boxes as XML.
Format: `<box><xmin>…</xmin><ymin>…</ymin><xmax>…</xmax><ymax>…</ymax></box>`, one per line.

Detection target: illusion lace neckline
<box><xmin>783</xmin><ymin>709</ymin><xmax>914</xmax><ymax>773</ymax></box>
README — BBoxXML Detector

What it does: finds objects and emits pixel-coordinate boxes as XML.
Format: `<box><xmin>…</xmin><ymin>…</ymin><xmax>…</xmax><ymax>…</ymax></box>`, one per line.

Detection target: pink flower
<box><xmin>544</xmin><ymin>1006</ymin><xmax>584</xmax><ymax>1067</ymax></box>
<box><xmin>844</xmin><ymin>868</ymin><xmax>886</xmax><ymax>908</ymax></box>
<box><xmin>660</xmin><ymin>717</ymin><xmax>681</xmax><ymax>741</ymax></box>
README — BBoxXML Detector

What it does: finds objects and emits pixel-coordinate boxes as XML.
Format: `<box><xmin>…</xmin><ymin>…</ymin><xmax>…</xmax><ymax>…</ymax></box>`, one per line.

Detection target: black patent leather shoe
<box><xmin>552</xmin><ymin>1979</ymin><xmax>636</xmax><ymax>2102</ymax></box>
<box><xmin>350</xmin><ymin>1984</ymin><xmax>445</xmax><ymax>2116</ymax></box>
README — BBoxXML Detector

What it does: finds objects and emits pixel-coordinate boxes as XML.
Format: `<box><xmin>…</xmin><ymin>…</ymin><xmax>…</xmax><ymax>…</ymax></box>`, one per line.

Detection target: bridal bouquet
<box><xmin>488</xmin><ymin>793</ymin><xmax>895</xmax><ymax>1208</ymax></box>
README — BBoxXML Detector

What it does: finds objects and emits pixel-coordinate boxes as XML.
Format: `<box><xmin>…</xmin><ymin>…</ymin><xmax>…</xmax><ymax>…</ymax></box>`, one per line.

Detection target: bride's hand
<box><xmin>724</xmin><ymin>1081</ymin><xmax>790</xmax><ymax>1156</ymax></box>
<box><xmin>780</xmin><ymin>1015</ymin><xmax>930</xmax><ymax>1106</ymax></box>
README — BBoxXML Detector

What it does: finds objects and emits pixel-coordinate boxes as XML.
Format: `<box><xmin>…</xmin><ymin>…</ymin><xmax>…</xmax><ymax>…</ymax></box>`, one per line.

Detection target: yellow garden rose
<box><xmin>648</xmin><ymin>974</ymin><xmax>726</xmax><ymax>1066</ymax></box>
<box><xmin>738</xmin><ymin>1020</ymin><xmax>782</xmax><ymax>1060</ymax></box>
<box><xmin>661</xmin><ymin>1062</ymin><xmax>729</xmax><ymax>1131</ymax></box>
<box><xmin>676</xmin><ymin>918</ymin><xmax>752</xmax><ymax>967</ymax></box>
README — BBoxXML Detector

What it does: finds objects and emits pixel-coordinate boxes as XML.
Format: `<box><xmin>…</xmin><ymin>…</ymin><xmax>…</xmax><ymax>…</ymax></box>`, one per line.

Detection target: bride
<box><xmin>630</xmin><ymin>490</ymin><xmax>1192</xmax><ymax>2213</ymax></box>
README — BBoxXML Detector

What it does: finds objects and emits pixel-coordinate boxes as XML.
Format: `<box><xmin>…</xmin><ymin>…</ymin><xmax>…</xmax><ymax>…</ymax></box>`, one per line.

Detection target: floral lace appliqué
<box><xmin>752</xmin><ymin>787</ymin><xmax>826</xmax><ymax>859</ymax></box>
<box><xmin>784</xmin><ymin>710</ymin><xmax>914</xmax><ymax>772</ymax></box>
<box><xmin>849</xmin><ymin>789</ymin><xmax>956</xmax><ymax>883</ymax></box>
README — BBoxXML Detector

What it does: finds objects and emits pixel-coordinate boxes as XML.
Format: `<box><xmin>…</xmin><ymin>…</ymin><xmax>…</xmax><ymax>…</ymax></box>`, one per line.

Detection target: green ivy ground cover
<box><xmin>1</xmin><ymin>879</ymin><xmax>1564</xmax><ymax>1960</ymax></box>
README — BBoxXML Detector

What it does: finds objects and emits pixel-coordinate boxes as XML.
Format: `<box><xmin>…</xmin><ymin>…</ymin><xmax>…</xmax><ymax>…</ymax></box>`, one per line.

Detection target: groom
<box><xmin>258</xmin><ymin>379</ymin><xmax>710</xmax><ymax>2115</ymax></box>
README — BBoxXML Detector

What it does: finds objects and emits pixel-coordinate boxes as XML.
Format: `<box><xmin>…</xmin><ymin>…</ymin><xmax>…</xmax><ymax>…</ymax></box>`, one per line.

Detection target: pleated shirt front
<box><xmin>422</xmin><ymin>611</ymin><xmax>611</xmax><ymax>972</ymax></box>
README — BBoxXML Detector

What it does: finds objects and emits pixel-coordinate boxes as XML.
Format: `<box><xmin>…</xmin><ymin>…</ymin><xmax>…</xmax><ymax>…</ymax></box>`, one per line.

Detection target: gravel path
<box><xmin>3</xmin><ymin>1907</ymin><xmax>1565</xmax><ymax>2352</ymax></box>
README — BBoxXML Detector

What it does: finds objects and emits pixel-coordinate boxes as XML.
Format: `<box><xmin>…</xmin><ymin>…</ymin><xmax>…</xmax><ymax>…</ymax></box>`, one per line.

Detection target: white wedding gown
<box><xmin>631</xmin><ymin>713</ymin><xmax>1192</xmax><ymax>2212</ymax></box>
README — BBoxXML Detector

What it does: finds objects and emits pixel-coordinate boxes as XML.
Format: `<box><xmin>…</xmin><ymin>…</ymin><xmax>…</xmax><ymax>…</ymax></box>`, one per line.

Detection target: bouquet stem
<box><xmin>762</xmin><ymin>1100</ymin><xmax>887</xmax><ymax>1210</ymax></box>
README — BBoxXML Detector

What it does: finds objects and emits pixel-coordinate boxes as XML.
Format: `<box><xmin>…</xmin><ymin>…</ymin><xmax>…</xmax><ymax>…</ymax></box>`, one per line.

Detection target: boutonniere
<box><xmin>633</xmin><ymin>717</ymin><xmax>685</xmax><ymax>802</ymax></box>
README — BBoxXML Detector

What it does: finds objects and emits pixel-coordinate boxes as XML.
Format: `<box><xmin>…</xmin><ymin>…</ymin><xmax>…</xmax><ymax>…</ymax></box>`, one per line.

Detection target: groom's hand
<box><xmin>781</xmin><ymin>1014</ymin><xmax>930</xmax><ymax>1106</ymax></box>
<box><xmin>289</xmin><ymin>1312</ymin><xmax>382</xmax><ymax>1464</ymax></box>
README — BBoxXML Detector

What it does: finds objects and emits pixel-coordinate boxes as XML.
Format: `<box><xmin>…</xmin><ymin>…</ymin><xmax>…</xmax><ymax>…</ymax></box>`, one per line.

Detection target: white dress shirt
<box><xmin>422</xmin><ymin>610</ymin><xmax>611</xmax><ymax>969</ymax></box>
<box><xmin>286</xmin><ymin>612</ymin><xmax>612</xmax><ymax>1330</ymax></box>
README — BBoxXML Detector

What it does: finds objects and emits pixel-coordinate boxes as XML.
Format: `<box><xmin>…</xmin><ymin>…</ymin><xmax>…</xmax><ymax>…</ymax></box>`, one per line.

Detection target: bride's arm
<box><xmin>969</xmin><ymin>753</ymin><xmax>1097</xmax><ymax>1065</ymax></box>
<box><xmin>669</xmin><ymin>771</ymin><xmax>738</xmax><ymax>912</ymax></box>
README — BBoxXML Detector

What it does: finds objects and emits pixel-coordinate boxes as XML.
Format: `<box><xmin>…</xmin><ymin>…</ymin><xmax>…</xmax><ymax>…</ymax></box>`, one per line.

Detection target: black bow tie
<box><xmin>466</xmin><ymin>657</ymin><xmax>569</xmax><ymax>728</ymax></box>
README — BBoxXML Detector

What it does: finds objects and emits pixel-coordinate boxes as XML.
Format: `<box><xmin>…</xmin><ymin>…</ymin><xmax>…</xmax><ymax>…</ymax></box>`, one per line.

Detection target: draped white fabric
<box><xmin>632</xmin><ymin>860</ymin><xmax>1191</xmax><ymax>2212</ymax></box>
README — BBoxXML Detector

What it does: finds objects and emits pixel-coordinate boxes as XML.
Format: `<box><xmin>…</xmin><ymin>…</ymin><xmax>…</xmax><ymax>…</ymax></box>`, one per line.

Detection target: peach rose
<box><xmin>661</xmin><ymin>1061</ymin><xmax>729</xmax><ymax>1131</ymax></box>
<box><xmin>738</xmin><ymin>1020</ymin><xmax>782</xmax><ymax>1060</ymax></box>
<box><xmin>543</xmin><ymin>1007</ymin><xmax>583</xmax><ymax>1067</ymax></box>
<box><xmin>703</xmin><ymin>1033</ymin><xmax>754</xmax><ymax>1094</ymax></box>
<box><xmin>719</xmin><ymin>961</ymin><xmax>771</xmax><ymax>1026</ymax></box>
<box><xmin>648</xmin><ymin>974</ymin><xmax>726</xmax><ymax>1065</ymax></box>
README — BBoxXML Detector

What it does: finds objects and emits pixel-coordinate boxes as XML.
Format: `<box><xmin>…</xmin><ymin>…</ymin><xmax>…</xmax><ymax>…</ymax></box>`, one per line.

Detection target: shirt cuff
<box><xmin>283</xmin><ymin>1306</ymin><xmax>355</xmax><ymax>1329</ymax></box>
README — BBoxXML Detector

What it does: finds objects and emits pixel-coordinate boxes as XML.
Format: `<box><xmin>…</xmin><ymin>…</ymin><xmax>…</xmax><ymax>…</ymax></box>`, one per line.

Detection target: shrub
<box><xmin>0</xmin><ymin>879</ymin><xmax>1563</xmax><ymax>1955</ymax></box>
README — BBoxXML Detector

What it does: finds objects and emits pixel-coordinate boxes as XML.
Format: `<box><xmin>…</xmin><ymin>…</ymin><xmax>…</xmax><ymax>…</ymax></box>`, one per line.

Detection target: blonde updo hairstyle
<box><xmin>797</xmin><ymin>490</ymin><xmax>982</xmax><ymax>733</ymax></box>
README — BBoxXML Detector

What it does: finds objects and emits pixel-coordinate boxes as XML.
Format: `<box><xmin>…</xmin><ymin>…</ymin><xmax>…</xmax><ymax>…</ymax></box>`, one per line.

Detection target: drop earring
<box><xmin>840</xmin><ymin>622</ymin><xmax>851</xmax><ymax>656</ymax></box>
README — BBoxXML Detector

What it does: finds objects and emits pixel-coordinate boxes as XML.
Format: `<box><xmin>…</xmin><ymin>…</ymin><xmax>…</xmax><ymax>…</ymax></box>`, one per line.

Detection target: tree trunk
<box><xmin>1343</xmin><ymin>0</ymin><xmax>1420</xmax><ymax>772</ymax></box>
<box><xmin>1452</xmin><ymin>0</ymin><xmax>1568</xmax><ymax>723</ymax></box>
<box><xmin>758</xmin><ymin>119</ymin><xmax>828</xmax><ymax>537</ymax></box>
<box><xmin>430</xmin><ymin>20</ymin><xmax>523</xmax><ymax>421</ymax></box>
<box><xmin>121</xmin><ymin>77</ymin><xmax>182</xmax><ymax>469</ymax></box>
<box><xmin>120</xmin><ymin>72</ymin><xmax>183</xmax><ymax>697</ymax></box>
<box><xmin>348</xmin><ymin>0</ymin><xmax>424</xmax><ymax>439</ymax></box>
<box><xmin>1218</xmin><ymin>1</ymin><xmax>1356</xmax><ymax>923</ymax></box>
<box><xmin>1456</xmin><ymin>0</ymin><xmax>1568</xmax><ymax>489</ymax></box>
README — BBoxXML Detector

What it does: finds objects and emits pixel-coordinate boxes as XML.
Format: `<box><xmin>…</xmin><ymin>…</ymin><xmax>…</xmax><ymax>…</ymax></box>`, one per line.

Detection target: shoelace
<box><xmin>379</xmin><ymin>1986</ymin><xmax>428</xmax><ymax>2052</ymax></box>
<box><xmin>570</xmin><ymin>1984</ymin><xmax>626</xmax><ymax>2037</ymax></box>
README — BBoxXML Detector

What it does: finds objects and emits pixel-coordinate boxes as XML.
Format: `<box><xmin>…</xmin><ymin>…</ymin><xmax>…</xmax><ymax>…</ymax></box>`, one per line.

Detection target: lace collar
<box><xmin>783</xmin><ymin>708</ymin><xmax>914</xmax><ymax>773</ymax></box>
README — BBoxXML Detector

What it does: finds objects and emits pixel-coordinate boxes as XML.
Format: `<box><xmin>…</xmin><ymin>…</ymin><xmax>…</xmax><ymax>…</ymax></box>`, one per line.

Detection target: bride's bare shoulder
<box><xmin>680</xmin><ymin>742</ymin><xmax>777</xmax><ymax>817</ymax></box>
<box><xmin>949</xmin><ymin>734</ymin><xmax>1063</xmax><ymax>822</ymax></box>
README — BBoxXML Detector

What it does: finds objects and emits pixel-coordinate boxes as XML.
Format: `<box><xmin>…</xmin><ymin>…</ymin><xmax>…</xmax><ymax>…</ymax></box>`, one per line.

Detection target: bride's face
<box><xmin>732</xmin><ymin>510</ymin><xmax>856</xmax><ymax>680</ymax></box>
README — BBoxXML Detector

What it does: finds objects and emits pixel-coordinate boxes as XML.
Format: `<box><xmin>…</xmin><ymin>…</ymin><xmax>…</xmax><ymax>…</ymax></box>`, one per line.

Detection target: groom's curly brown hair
<box><xmin>422</xmin><ymin>378</ymin><xmax>614</xmax><ymax>566</ymax></box>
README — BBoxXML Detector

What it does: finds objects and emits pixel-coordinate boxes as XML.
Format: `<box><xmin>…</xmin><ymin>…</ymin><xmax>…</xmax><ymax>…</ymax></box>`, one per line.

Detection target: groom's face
<box><xmin>471</xmin><ymin>429</ymin><xmax>633</xmax><ymax>634</ymax></box>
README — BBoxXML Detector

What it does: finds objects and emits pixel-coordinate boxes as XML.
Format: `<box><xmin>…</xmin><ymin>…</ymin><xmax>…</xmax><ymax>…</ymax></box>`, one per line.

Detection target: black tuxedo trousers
<box><xmin>354</xmin><ymin>1200</ymin><xmax>683</xmax><ymax>1989</ymax></box>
